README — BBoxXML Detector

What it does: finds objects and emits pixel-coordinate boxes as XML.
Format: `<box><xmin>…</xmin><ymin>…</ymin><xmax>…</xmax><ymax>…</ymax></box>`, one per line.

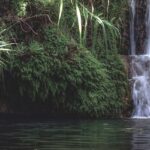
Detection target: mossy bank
<box><xmin>0</xmin><ymin>0</ymin><xmax>130</xmax><ymax>118</ymax></box>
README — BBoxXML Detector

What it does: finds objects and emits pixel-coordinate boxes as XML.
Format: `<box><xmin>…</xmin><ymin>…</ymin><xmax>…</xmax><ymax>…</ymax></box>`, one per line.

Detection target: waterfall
<box><xmin>129</xmin><ymin>0</ymin><xmax>136</xmax><ymax>55</ymax></box>
<box><xmin>130</xmin><ymin>0</ymin><xmax>150</xmax><ymax>118</ymax></box>
<box><xmin>146</xmin><ymin>0</ymin><xmax>150</xmax><ymax>54</ymax></box>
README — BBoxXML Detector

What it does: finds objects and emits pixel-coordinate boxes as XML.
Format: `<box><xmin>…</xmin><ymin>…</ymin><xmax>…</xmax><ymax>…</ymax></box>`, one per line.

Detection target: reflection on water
<box><xmin>131</xmin><ymin>119</ymin><xmax>150</xmax><ymax>150</ymax></box>
<box><xmin>0</xmin><ymin>118</ymin><xmax>149</xmax><ymax>150</ymax></box>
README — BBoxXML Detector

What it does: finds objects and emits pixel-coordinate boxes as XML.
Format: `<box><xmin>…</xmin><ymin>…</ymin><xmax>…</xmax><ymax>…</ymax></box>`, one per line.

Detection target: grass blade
<box><xmin>58</xmin><ymin>0</ymin><xmax>64</xmax><ymax>26</ymax></box>
<box><xmin>76</xmin><ymin>3</ymin><xmax>82</xmax><ymax>44</ymax></box>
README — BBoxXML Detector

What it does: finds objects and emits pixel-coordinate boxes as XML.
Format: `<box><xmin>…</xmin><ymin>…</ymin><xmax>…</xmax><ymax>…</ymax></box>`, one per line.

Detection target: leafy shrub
<box><xmin>4</xmin><ymin>26</ymin><xmax>127</xmax><ymax>117</ymax></box>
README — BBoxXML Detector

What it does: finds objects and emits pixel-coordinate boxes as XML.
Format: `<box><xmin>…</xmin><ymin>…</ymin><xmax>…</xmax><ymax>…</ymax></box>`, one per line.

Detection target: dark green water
<box><xmin>0</xmin><ymin>118</ymin><xmax>149</xmax><ymax>150</ymax></box>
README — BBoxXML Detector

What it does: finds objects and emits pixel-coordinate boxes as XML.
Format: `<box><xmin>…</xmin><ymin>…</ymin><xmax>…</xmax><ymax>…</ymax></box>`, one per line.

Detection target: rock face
<box><xmin>134</xmin><ymin>0</ymin><xmax>146</xmax><ymax>54</ymax></box>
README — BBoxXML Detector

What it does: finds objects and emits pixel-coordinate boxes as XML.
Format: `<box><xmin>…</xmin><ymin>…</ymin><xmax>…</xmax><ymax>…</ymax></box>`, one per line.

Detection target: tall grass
<box><xmin>58</xmin><ymin>0</ymin><xmax>120</xmax><ymax>53</ymax></box>
<box><xmin>76</xmin><ymin>3</ymin><xmax>82</xmax><ymax>44</ymax></box>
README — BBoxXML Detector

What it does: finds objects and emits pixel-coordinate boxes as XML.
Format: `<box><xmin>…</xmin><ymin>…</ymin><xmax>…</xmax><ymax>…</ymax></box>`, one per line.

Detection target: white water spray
<box><xmin>131</xmin><ymin>0</ymin><xmax>150</xmax><ymax>118</ymax></box>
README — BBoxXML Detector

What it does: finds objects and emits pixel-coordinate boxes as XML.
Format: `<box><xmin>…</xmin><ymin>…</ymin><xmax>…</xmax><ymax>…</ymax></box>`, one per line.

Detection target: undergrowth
<box><xmin>2</xmin><ymin>27</ymin><xmax>128</xmax><ymax>117</ymax></box>
<box><xmin>0</xmin><ymin>0</ymin><xmax>129</xmax><ymax>117</ymax></box>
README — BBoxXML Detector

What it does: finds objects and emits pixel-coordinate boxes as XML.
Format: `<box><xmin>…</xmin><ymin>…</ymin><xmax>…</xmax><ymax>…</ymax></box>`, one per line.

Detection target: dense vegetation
<box><xmin>0</xmin><ymin>0</ymin><xmax>129</xmax><ymax>117</ymax></box>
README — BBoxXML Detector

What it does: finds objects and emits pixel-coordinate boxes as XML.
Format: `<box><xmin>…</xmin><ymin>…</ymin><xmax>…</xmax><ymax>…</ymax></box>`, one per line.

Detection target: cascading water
<box><xmin>129</xmin><ymin>0</ymin><xmax>136</xmax><ymax>55</ymax></box>
<box><xmin>146</xmin><ymin>0</ymin><xmax>150</xmax><ymax>54</ymax></box>
<box><xmin>130</xmin><ymin>0</ymin><xmax>150</xmax><ymax>118</ymax></box>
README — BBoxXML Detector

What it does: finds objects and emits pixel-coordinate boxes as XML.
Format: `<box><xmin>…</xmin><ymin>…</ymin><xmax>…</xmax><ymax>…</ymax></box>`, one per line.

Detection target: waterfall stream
<box><xmin>130</xmin><ymin>0</ymin><xmax>150</xmax><ymax>118</ymax></box>
<box><xmin>129</xmin><ymin>0</ymin><xmax>136</xmax><ymax>55</ymax></box>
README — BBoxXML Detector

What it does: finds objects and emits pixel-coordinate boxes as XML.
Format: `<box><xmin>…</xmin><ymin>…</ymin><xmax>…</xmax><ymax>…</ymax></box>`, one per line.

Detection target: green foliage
<box><xmin>0</xmin><ymin>0</ymin><xmax>129</xmax><ymax>117</ymax></box>
<box><xmin>0</xmin><ymin>32</ymin><xmax>10</xmax><ymax>70</ymax></box>
<box><xmin>10</xmin><ymin>0</ymin><xmax>27</xmax><ymax>16</ymax></box>
<box><xmin>57</xmin><ymin>0</ymin><xmax>119</xmax><ymax>50</ymax></box>
<box><xmin>8</xmin><ymin>0</ymin><xmax>123</xmax><ymax>54</ymax></box>
<box><xmin>4</xmin><ymin>27</ymin><xmax>127</xmax><ymax>117</ymax></box>
<box><xmin>101</xmin><ymin>54</ymin><xmax>128</xmax><ymax>105</ymax></box>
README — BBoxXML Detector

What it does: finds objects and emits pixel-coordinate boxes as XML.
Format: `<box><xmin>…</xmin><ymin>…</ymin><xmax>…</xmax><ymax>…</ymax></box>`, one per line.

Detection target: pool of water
<box><xmin>0</xmin><ymin>118</ymin><xmax>149</xmax><ymax>150</ymax></box>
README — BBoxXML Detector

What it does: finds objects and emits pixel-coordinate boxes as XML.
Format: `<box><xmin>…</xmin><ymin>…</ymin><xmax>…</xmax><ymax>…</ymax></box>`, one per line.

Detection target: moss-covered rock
<box><xmin>1</xmin><ymin>26</ymin><xmax>128</xmax><ymax>117</ymax></box>
<box><xmin>0</xmin><ymin>0</ymin><xmax>130</xmax><ymax>117</ymax></box>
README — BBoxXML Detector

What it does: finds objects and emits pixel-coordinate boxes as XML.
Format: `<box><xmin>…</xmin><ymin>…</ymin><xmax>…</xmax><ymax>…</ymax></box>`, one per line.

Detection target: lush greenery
<box><xmin>0</xmin><ymin>0</ymin><xmax>129</xmax><ymax>117</ymax></box>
